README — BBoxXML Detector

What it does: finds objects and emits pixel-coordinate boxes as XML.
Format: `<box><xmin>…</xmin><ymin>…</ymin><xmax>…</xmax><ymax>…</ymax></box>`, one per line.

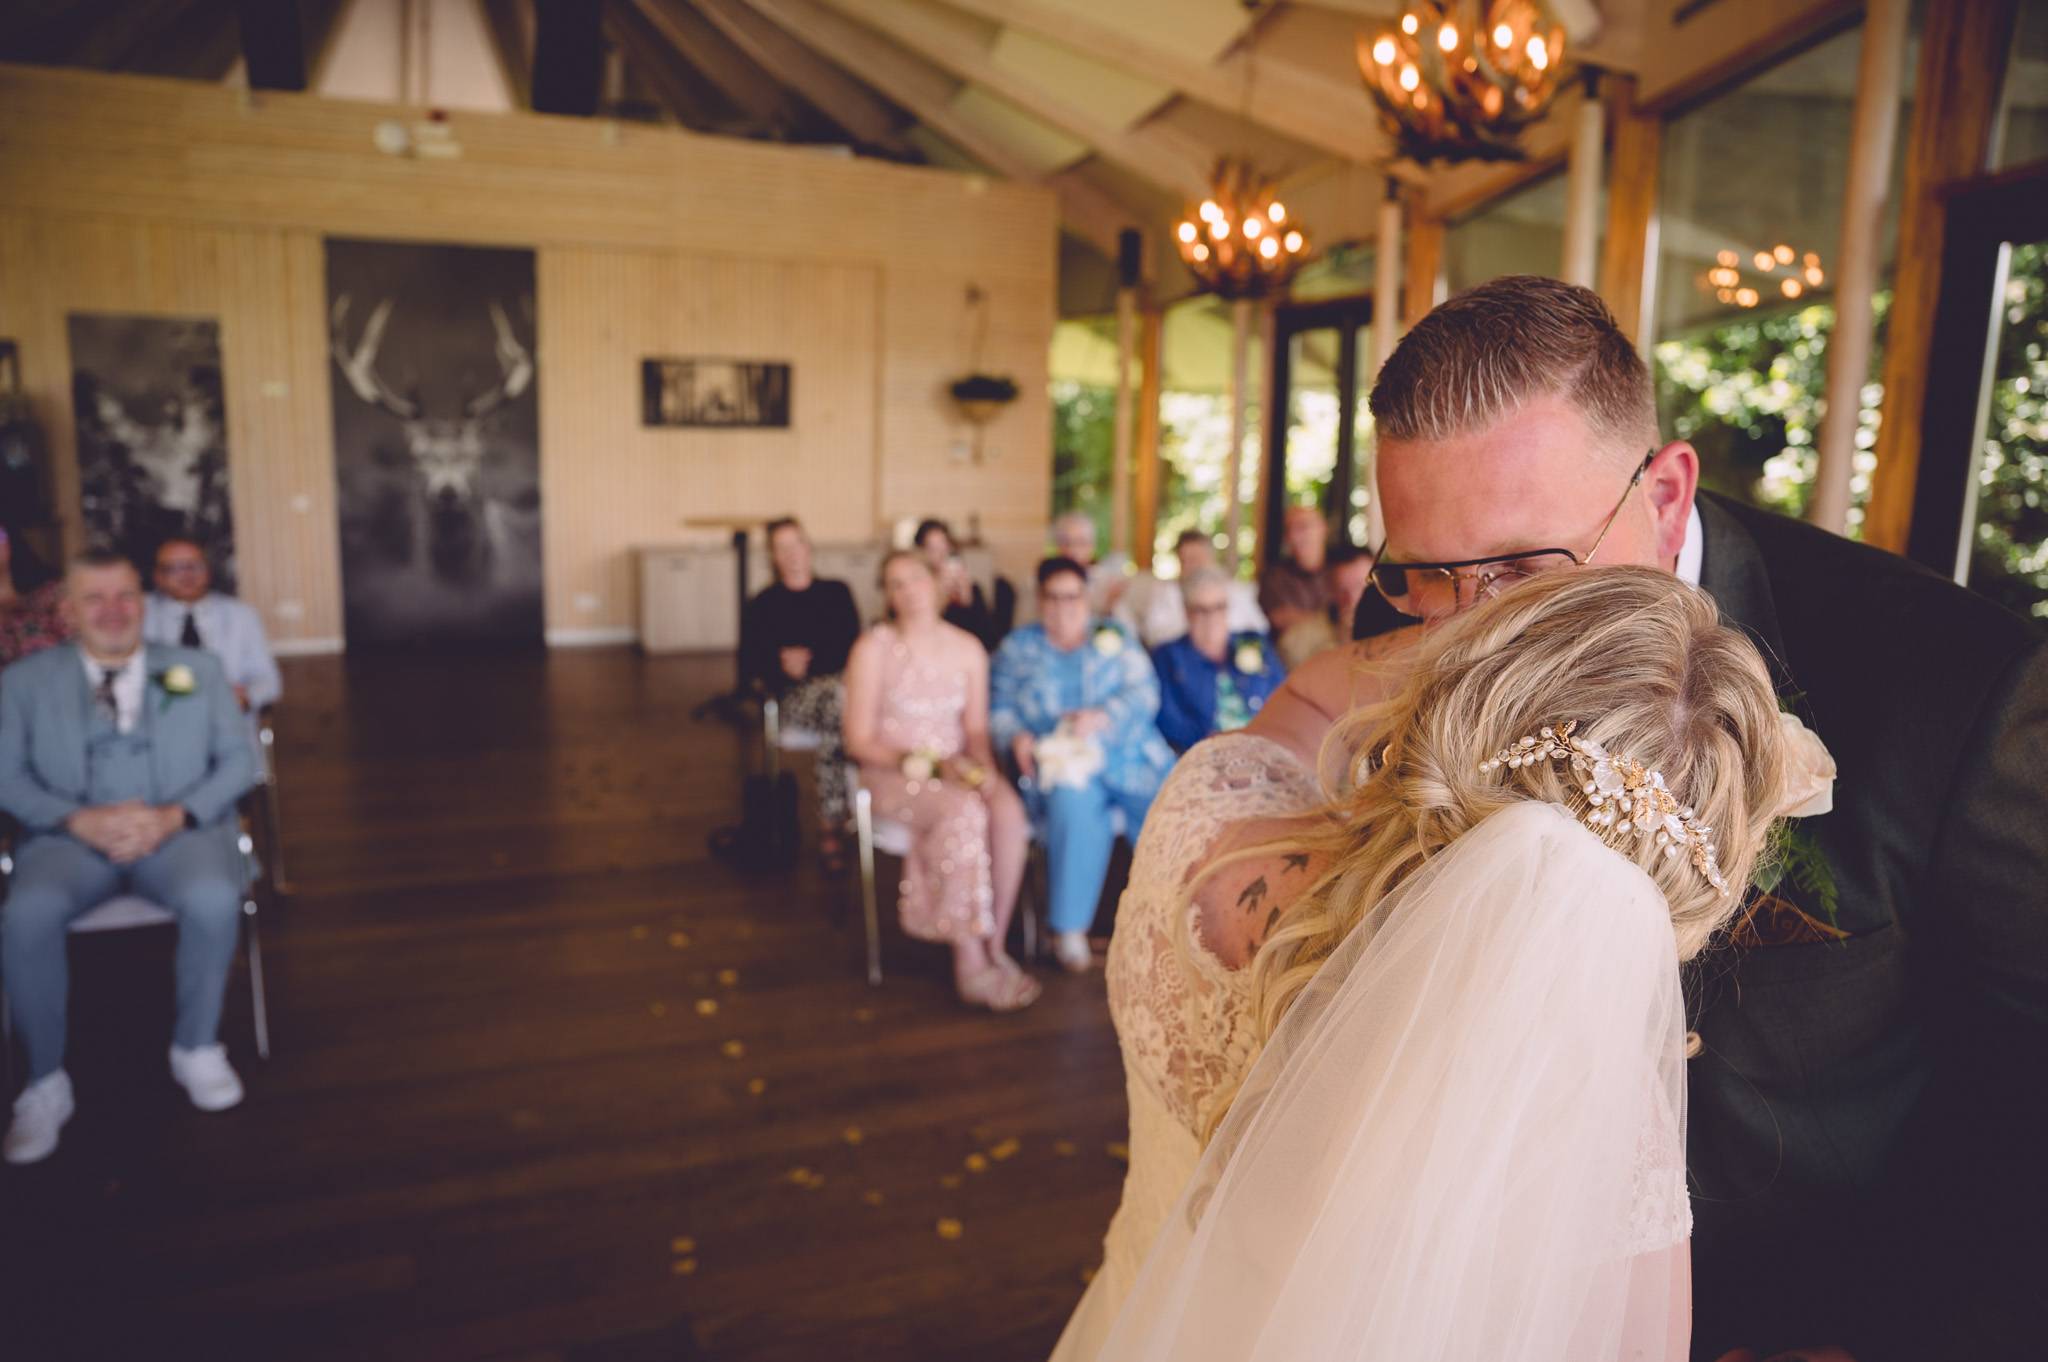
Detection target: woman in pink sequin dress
<box><xmin>843</xmin><ymin>552</ymin><xmax>1040</xmax><ymax>1011</ymax></box>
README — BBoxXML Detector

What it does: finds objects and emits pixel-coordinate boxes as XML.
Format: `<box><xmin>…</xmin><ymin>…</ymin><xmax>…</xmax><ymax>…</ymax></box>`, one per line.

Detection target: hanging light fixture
<box><xmin>1356</xmin><ymin>1</ymin><xmax>1568</xmax><ymax>165</ymax></box>
<box><xmin>1175</xmin><ymin>156</ymin><xmax>1311</xmax><ymax>300</ymax></box>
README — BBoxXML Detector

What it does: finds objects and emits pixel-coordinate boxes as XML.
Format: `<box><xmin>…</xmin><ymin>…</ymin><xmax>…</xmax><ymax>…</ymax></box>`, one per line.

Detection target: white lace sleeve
<box><xmin>1627</xmin><ymin>1072</ymin><xmax>1693</xmax><ymax>1256</ymax></box>
<box><xmin>1105</xmin><ymin>734</ymin><xmax>1324</xmax><ymax>1139</ymax></box>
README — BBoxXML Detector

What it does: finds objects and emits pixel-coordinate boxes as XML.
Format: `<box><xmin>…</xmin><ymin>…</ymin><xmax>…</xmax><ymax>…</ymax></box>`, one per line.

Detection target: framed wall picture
<box><xmin>642</xmin><ymin>358</ymin><xmax>791</xmax><ymax>428</ymax></box>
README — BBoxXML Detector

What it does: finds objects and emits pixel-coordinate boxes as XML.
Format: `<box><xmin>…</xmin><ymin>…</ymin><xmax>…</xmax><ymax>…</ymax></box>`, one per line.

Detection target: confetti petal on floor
<box><xmin>1106</xmin><ymin>1142</ymin><xmax>1129</xmax><ymax>1163</ymax></box>
<box><xmin>670</xmin><ymin>1236</ymin><xmax>696</xmax><ymax>1254</ymax></box>
<box><xmin>853</xmin><ymin>1008</ymin><xmax>874</xmax><ymax>1023</ymax></box>
<box><xmin>842</xmin><ymin>1127</ymin><xmax>864</xmax><ymax>1146</ymax></box>
<box><xmin>668</xmin><ymin>932</ymin><xmax>689</xmax><ymax>948</ymax></box>
<box><xmin>716</xmin><ymin>968</ymin><xmax>738</xmax><ymax>985</ymax></box>
<box><xmin>787</xmin><ymin>1168</ymin><xmax>813</xmax><ymax>1186</ymax></box>
<box><xmin>747</xmin><ymin>1078</ymin><xmax>766</xmax><ymax>1095</ymax></box>
<box><xmin>649</xmin><ymin>1002</ymin><xmax>666</xmax><ymax>1018</ymax></box>
<box><xmin>939</xmin><ymin>1174</ymin><xmax>963</xmax><ymax>1190</ymax></box>
<box><xmin>860</xmin><ymin>1190</ymin><xmax>884</xmax><ymax>1206</ymax></box>
<box><xmin>672</xmin><ymin>1257</ymin><xmax>697</xmax><ymax>1275</ymax></box>
<box><xmin>988</xmin><ymin>1138</ymin><xmax>1020</xmax><ymax>1161</ymax></box>
<box><xmin>936</xmin><ymin>1218</ymin><xmax>963</xmax><ymax>1240</ymax></box>
<box><xmin>721</xmin><ymin>1040</ymin><xmax>745</xmax><ymax>1059</ymax></box>
<box><xmin>694</xmin><ymin>999</ymin><xmax>718</xmax><ymax>1016</ymax></box>
<box><xmin>630</xmin><ymin>926</ymin><xmax>648</xmax><ymax>940</ymax></box>
<box><xmin>963</xmin><ymin>1153</ymin><xmax>988</xmax><ymax>1173</ymax></box>
<box><xmin>1054</xmin><ymin>1140</ymin><xmax>1077</xmax><ymax>1157</ymax></box>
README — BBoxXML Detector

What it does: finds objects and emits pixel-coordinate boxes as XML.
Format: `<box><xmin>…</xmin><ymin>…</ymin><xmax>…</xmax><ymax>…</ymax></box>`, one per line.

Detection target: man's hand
<box><xmin>779</xmin><ymin>646</ymin><xmax>812</xmax><ymax>682</ymax></box>
<box><xmin>232</xmin><ymin>684</ymin><xmax>250</xmax><ymax>712</ymax></box>
<box><xmin>1011</xmin><ymin>733</ymin><xmax>1036</xmax><ymax>781</ymax></box>
<box><xmin>1066</xmin><ymin>708</ymin><xmax>1111</xmax><ymax>739</ymax></box>
<box><xmin>66</xmin><ymin>802</ymin><xmax>185</xmax><ymax>864</ymax></box>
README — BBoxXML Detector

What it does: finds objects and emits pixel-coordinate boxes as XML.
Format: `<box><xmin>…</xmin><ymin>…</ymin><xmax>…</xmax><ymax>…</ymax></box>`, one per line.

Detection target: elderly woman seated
<box><xmin>991</xmin><ymin>557</ymin><xmax>1175</xmax><ymax>973</ymax></box>
<box><xmin>1150</xmin><ymin>566</ymin><xmax>1286</xmax><ymax>754</ymax></box>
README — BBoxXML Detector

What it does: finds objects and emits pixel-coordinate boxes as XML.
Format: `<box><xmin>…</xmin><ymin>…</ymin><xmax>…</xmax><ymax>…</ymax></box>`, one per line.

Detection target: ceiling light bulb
<box><xmin>1373</xmin><ymin>36</ymin><xmax>1397</xmax><ymax>66</ymax></box>
<box><xmin>1200</xmin><ymin>200</ymin><xmax>1220</xmax><ymax>221</ymax></box>
<box><xmin>1399</xmin><ymin>64</ymin><xmax>1419</xmax><ymax>91</ymax></box>
<box><xmin>1401</xmin><ymin>13</ymin><xmax>1418</xmax><ymax>35</ymax></box>
<box><xmin>1736</xmin><ymin>288</ymin><xmax>1758</xmax><ymax>307</ymax></box>
<box><xmin>1754</xmin><ymin>251</ymin><xmax>1775</xmax><ymax>272</ymax></box>
<box><xmin>1177</xmin><ymin>222</ymin><xmax>1197</xmax><ymax>243</ymax></box>
<box><xmin>1494</xmin><ymin>23</ymin><xmax>1512</xmax><ymax>47</ymax></box>
<box><xmin>1438</xmin><ymin>23</ymin><xmax>1458</xmax><ymax>51</ymax></box>
<box><xmin>1782</xmin><ymin>279</ymin><xmax>1803</xmax><ymax>298</ymax></box>
<box><xmin>1717</xmin><ymin>249</ymin><xmax>1737</xmax><ymax>266</ymax></box>
<box><xmin>1528</xmin><ymin>36</ymin><xmax>1547</xmax><ymax>70</ymax></box>
<box><xmin>1804</xmin><ymin>252</ymin><xmax>1820</xmax><ymax>267</ymax></box>
<box><xmin>1806</xmin><ymin>267</ymin><xmax>1824</xmax><ymax>285</ymax></box>
<box><xmin>1210</xmin><ymin>219</ymin><xmax>1227</xmax><ymax>240</ymax></box>
<box><xmin>1269</xmin><ymin>201</ymin><xmax>1286</xmax><ymax>223</ymax></box>
<box><xmin>1260</xmin><ymin>237</ymin><xmax>1279</xmax><ymax>259</ymax></box>
<box><xmin>1717</xmin><ymin>288</ymin><xmax>1734</xmax><ymax>303</ymax></box>
<box><xmin>1245</xmin><ymin>218</ymin><xmax>1261</xmax><ymax>237</ymax></box>
<box><xmin>1774</xmin><ymin>244</ymin><xmax>1794</xmax><ymax>263</ymax></box>
<box><xmin>1193</xmin><ymin>243</ymin><xmax>1209</xmax><ymax>262</ymax></box>
<box><xmin>1284</xmin><ymin>230</ymin><xmax>1303</xmax><ymax>252</ymax></box>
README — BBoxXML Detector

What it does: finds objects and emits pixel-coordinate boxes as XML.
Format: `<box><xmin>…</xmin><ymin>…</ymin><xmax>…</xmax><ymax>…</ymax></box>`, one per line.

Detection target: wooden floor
<box><xmin>0</xmin><ymin>649</ymin><xmax>1129</xmax><ymax>1362</ymax></box>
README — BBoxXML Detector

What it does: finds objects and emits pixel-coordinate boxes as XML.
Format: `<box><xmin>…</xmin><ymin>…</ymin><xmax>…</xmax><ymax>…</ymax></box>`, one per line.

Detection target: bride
<box><xmin>1055</xmin><ymin>567</ymin><xmax>1790</xmax><ymax>1359</ymax></box>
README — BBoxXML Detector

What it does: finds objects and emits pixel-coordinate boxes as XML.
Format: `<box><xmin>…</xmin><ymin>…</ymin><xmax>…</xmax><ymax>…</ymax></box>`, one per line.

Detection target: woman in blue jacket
<box><xmin>1150</xmin><ymin>566</ymin><xmax>1286</xmax><ymax>753</ymax></box>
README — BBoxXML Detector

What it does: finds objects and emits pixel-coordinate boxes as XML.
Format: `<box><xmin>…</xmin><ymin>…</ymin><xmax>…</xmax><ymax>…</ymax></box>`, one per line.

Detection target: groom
<box><xmin>1260</xmin><ymin>275</ymin><xmax>2047</xmax><ymax>1360</ymax></box>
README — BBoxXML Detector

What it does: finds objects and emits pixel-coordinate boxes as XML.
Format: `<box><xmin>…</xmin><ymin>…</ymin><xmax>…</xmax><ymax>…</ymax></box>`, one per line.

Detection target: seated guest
<box><xmin>738</xmin><ymin>518</ymin><xmax>862</xmax><ymax>870</ymax></box>
<box><xmin>842</xmin><ymin>551</ymin><xmax>1037</xmax><ymax>1011</ymax></box>
<box><xmin>1052</xmin><ymin>511</ymin><xmax>1128</xmax><ymax>616</ymax></box>
<box><xmin>1136</xmin><ymin>528</ymin><xmax>1267</xmax><ymax>648</ymax></box>
<box><xmin>992</xmin><ymin>557</ymin><xmax>1174</xmax><ymax>973</ymax></box>
<box><xmin>1</xmin><ymin>549</ymin><xmax>258</xmax><ymax>1165</ymax></box>
<box><xmin>914</xmin><ymin>518</ymin><xmax>999</xmax><ymax>649</ymax></box>
<box><xmin>1258</xmin><ymin>505</ymin><xmax>1330</xmax><ymax>639</ymax></box>
<box><xmin>144</xmin><ymin>538</ymin><xmax>281</xmax><ymax>714</ymax></box>
<box><xmin>0</xmin><ymin>523</ymin><xmax>70</xmax><ymax>670</ymax></box>
<box><xmin>1276</xmin><ymin>540</ymin><xmax>1377</xmax><ymax>668</ymax></box>
<box><xmin>1151</xmin><ymin>567</ymin><xmax>1286</xmax><ymax>753</ymax></box>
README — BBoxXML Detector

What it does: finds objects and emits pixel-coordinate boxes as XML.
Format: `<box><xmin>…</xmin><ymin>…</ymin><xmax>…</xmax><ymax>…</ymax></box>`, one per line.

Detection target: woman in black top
<box><xmin>914</xmin><ymin>519</ymin><xmax>999</xmax><ymax>649</ymax></box>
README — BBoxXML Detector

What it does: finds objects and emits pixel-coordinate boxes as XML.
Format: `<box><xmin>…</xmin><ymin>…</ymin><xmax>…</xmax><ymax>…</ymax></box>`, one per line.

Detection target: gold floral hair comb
<box><xmin>1479</xmin><ymin>720</ymin><xmax>1730</xmax><ymax>896</ymax></box>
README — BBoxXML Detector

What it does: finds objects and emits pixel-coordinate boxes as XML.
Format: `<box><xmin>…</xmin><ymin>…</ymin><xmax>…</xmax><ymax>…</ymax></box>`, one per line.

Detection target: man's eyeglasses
<box><xmin>1368</xmin><ymin>451</ymin><xmax>1655</xmax><ymax>622</ymax></box>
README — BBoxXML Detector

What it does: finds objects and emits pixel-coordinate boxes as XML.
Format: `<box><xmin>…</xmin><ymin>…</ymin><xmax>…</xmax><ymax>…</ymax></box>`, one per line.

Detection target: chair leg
<box><xmin>854</xmin><ymin>786</ymin><xmax>882</xmax><ymax>986</ymax></box>
<box><xmin>763</xmin><ymin>698</ymin><xmax>780</xmax><ymax>783</ymax></box>
<box><xmin>244</xmin><ymin>899</ymin><xmax>270</xmax><ymax>1060</ymax></box>
<box><xmin>2</xmin><ymin>980</ymin><xmax>12</xmax><ymax>1093</ymax></box>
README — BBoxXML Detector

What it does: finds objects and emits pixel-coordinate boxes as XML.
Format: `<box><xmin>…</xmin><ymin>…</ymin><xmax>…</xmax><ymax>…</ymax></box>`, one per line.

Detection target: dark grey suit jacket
<box><xmin>0</xmin><ymin>641</ymin><xmax>256</xmax><ymax>833</ymax></box>
<box><xmin>1357</xmin><ymin>496</ymin><xmax>2048</xmax><ymax>1358</ymax></box>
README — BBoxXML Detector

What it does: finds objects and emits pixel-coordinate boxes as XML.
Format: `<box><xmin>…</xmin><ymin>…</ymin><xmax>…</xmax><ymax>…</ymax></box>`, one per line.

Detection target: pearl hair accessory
<box><xmin>1479</xmin><ymin>720</ymin><xmax>1731</xmax><ymax>896</ymax></box>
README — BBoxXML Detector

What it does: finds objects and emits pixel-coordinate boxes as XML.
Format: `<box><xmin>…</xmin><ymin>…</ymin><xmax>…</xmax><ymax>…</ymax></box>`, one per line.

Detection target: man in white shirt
<box><xmin>0</xmin><ymin>549</ymin><xmax>257</xmax><ymax>1164</ymax></box>
<box><xmin>1135</xmin><ymin>528</ymin><xmax>1268</xmax><ymax>648</ymax></box>
<box><xmin>144</xmin><ymin>538</ymin><xmax>281</xmax><ymax>714</ymax></box>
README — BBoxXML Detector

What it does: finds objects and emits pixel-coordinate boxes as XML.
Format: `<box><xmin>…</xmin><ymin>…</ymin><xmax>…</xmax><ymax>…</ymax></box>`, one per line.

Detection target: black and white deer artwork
<box><xmin>329</xmin><ymin>293</ymin><xmax>534</xmax><ymax>585</ymax></box>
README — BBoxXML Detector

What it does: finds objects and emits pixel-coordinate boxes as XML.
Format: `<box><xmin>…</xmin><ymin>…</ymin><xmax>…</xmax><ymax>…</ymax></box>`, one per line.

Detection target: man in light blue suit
<box><xmin>1</xmin><ymin>549</ymin><xmax>257</xmax><ymax>1164</ymax></box>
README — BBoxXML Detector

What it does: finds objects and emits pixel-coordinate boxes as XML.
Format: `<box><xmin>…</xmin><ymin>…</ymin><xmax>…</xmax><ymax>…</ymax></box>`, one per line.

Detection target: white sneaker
<box><xmin>169</xmin><ymin>1044</ymin><xmax>244</xmax><ymax>1112</ymax></box>
<box><xmin>1053</xmin><ymin>931</ymin><xmax>1094</xmax><ymax>973</ymax></box>
<box><xmin>4</xmin><ymin>1069</ymin><xmax>75</xmax><ymax>1165</ymax></box>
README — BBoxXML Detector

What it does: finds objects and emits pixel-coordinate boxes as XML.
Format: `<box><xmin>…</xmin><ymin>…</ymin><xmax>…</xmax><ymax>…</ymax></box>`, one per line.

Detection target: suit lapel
<box><xmin>142</xmin><ymin>642</ymin><xmax>169</xmax><ymax>798</ymax></box>
<box><xmin>1697</xmin><ymin>494</ymin><xmax>1795</xmax><ymax>694</ymax></box>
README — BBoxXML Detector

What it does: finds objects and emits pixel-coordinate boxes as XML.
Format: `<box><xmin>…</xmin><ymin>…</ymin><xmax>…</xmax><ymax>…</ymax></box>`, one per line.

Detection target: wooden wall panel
<box><xmin>0</xmin><ymin>64</ymin><xmax>1058</xmax><ymax>648</ymax></box>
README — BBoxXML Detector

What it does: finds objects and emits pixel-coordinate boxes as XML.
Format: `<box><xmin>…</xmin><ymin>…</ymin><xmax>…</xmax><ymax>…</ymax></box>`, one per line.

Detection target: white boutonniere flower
<box><xmin>1776</xmin><ymin>711</ymin><xmax>1837</xmax><ymax>818</ymax></box>
<box><xmin>1233</xmin><ymin>639</ymin><xmax>1265</xmax><ymax>674</ymax></box>
<box><xmin>900</xmin><ymin>746</ymin><xmax>942</xmax><ymax>784</ymax></box>
<box><xmin>152</xmin><ymin>664</ymin><xmax>198</xmax><ymax>712</ymax></box>
<box><xmin>1092</xmin><ymin>624</ymin><xmax>1124</xmax><ymax>657</ymax></box>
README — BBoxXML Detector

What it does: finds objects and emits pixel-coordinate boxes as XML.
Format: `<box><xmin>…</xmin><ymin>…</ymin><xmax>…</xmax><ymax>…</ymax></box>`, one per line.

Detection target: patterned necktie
<box><xmin>95</xmin><ymin>666</ymin><xmax>120</xmax><ymax>726</ymax></box>
<box><xmin>181</xmin><ymin>608</ymin><xmax>202</xmax><ymax>648</ymax></box>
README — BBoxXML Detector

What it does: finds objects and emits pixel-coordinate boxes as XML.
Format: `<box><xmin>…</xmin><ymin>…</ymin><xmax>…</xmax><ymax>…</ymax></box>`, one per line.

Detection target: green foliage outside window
<box><xmin>1970</xmin><ymin>241</ymin><xmax>2048</xmax><ymax>622</ymax></box>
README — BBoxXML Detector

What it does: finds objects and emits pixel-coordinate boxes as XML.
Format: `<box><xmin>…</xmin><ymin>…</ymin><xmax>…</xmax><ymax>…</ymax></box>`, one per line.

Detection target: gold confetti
<box><xmin>721</xmin><ymin>1040</ymin><xmax>746</xmax><ymax>1059</ymax></box>
<box><xmin>694</xmin><ymin>999</ymin><xmax>718</xmax><ymax>1016</ymax></box>
<box><xmin>860</xmin><ymin>1189</ymin><xmax>885</xmax><ymax>1206</ymax></box>
<box><xmin>668</xmin><ymin>932</ymin><xmax>690</xmax><ymax>948</ymax></box>
<box><xmin>630</xmin><ymin>926</ymin><xmax>648</xmax><ymax>940</ymax></box>
<box><xmin>988</xmin><ymin>1138</ymin><xmax>1020</xmax><ymax>1161</ymax></box>
<box><xmin>649</xmin><ymin>1002</ymin><xmax>667</xmax><ymax>1018</ymax></box>
<box><xmin>1054</xmin><ymin>1140</ymin><xmax>1077</xmax><ymax>1157</ymax></box>
<box><xmin>787</xmin><ymin>1167</ymin><xmax>814</xmax><ymax>1185</ymax></box>
<box><xmin>747</xmin><ymin>1078</ymin><xmax>767</xmax><ymax>1095</ymax></box>
<box><xmin>964</xmin><ymin>1153</ymin><xmax>989</xmax><ymax>1173</ymax></box>
<box><xmin>939</xmin><ymin>1173</ymin><xmax>964</xmax><ymax>1190</ymax></box>
<box><xmin>672</xmin><ymin>1257</ymin><xmax>697</xmax><ymax>1275</ymax></box>
<box><xmin>935</xmin><ymin>1218</ymin><xmax>964</xmax><ymax>1240</ymax></box>
<box><xmin>1106</xmin><ymin>1142</ymin><xmax>1130</xmax><ymax>1164</ymax></box>
<box><xmin>842</xmin><ymin>1127</ymin><xmax>864</xmax><ymax>1146</ymax></box>
<box><xmin>670</xmin><ymin>1236</ymin><xmax>696</xmax><ymax>1254</ymax></box>
<box><xmin>1080</xmin><ymin>1266</ymin><xmax>1097</xmax><ymax>1285</ymax></box>
<box><xmin>716</xmin><ymin>968</ymin><xmax>738</xmax><ymax>985</ymax></box>
<box><xmin>853</xmin><ymin>1008</ymin><xmax>874</xmax><ymax>1023</ymax></box>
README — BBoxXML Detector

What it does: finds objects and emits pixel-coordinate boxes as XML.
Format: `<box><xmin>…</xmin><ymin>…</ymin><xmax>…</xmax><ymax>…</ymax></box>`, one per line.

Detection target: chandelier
<box><xmin>1357</xmin><ymin>1</ymin><xmax>1567</xmax><ymax>165</ymax></box>
<box><xmin>1702</xmin><ymin>244</ymin><xmax>1827</xmax><ymax>309</ymax></box>
<box><xmin>1174</xmin><ymin>157</ymin><xmax>1311</xmax><ymax>300</ymax></box>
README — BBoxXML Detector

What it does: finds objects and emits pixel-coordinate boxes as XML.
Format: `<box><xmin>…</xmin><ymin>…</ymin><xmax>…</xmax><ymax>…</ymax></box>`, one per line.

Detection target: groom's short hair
<box><xmin>1369</xmin><ymin>275</ymin><xmax>1659</xmax><ymax>463</ymax></box>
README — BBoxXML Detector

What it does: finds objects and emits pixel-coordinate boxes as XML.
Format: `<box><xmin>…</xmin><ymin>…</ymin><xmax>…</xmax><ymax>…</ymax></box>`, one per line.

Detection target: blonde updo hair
<box><xmin>1244</xmin><ymin>566</ymin><xmax>1788</xmax><ymax>1059</ymax></box>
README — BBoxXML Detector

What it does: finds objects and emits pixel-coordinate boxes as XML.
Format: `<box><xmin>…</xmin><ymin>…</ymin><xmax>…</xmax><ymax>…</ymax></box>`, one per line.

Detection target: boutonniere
<box><xmin>1091</xmin><ymin>623</ymin><xmax>1124</xmax><ymax>657</ymax></box>
<box><xmin>1746</xmin><ymin>702</ymin><xmax>1844</xmax><ymax>937</ymax></box>
<box><xmin>151</xmin><ymin>664</ymin><xmax>197</xmax><ymax>710</ymax></box>
<box><xmin>1232</xmin><ymin>638</ymin><xmax>1266</xmax><ymax>675</ymax></box>
<box><xmin>900</xmin><ymin>745</ymin><xmax>943</xmax><ymax>784</ymax></box>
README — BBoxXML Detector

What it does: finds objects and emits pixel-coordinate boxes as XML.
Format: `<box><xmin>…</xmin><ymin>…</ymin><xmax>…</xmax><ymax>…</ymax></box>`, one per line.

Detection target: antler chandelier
<box><xmin>1174</xmin><ymin>157</ymin><xmax>1311</xmax><ymax>300</ymax></box>
<box><xmin>1357</xmin><ymin>1</ymin><xmax>1567</xmax><ymax>165</ymax></box>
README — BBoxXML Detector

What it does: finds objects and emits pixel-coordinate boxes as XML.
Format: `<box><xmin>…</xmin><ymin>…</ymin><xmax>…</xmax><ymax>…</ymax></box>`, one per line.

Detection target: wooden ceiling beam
<box><xmin>931</xmin><ymin>0</ymin><xmax>1390</xmax><ymax>166</ymax></box>
<box><xmin>628</xmin><ymin>0</ymin><xmax>819</xmax><ymax>133</ymax></box>
<box><xmin>480</xmin><ymin>0</ymin><xmax>533</xmax><ymax>109</ymax></box>
<box><xmin>816</xmin><ymin>0</ymin><xmax>1216</xmax><ymax>200</ymax></box>
<box><xmin>738</xmin><ymin>0</ymin><xmax>1148</xmax><ymax>261</ymax></box>
<box><xmin>688</xmin><ymin>0</ymin><xmax>916</xmax><ymax>153</ymax></box>
<box><xmin>603</xmin><ymin>0</ymin><xmax>742</xmax><ymax>129</ymax></box>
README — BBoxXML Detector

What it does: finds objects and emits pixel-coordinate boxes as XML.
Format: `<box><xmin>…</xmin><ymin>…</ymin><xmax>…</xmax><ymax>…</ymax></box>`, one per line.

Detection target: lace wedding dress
<box><xmin>1050</xmin><ymin>732</ymin><xmax>1322</xmax><ymax>1362</ymax></box>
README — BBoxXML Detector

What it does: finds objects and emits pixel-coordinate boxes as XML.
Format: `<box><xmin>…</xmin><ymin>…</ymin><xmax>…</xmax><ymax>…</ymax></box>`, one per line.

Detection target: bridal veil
<box><xmin>1096</xmin><ymin>800</ymin><xmax>1691</xmax><ymax>1361</ymax></box>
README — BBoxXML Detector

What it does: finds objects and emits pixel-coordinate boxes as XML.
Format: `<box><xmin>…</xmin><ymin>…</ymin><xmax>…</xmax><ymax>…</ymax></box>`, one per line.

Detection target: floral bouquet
<box><xmin>1033</xmin><ymin>718</ymin><xmax>1105</xmax><ymax>791</ymax></box>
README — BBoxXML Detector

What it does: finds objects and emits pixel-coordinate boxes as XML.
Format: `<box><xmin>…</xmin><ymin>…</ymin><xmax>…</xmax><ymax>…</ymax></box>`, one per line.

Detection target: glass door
<box><xmin>1264</xmin><ymin>295</ymin><xmax>1375</xmax><ymax>563</ymax></box>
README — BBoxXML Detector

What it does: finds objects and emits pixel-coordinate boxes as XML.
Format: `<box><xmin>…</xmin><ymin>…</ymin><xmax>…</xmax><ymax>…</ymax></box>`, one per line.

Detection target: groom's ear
<box><xmin>1644</xmin><ymin>442</ymin><xmax>1698</xmax><ymax>564</ymax></box>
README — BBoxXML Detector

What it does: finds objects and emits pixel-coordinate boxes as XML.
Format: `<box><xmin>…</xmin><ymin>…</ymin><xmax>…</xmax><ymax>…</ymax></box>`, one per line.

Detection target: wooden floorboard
<box><xmin>0</xmin><ymin>649</ymin><xmax>1127</xmax><ymax>1361</ymax></box>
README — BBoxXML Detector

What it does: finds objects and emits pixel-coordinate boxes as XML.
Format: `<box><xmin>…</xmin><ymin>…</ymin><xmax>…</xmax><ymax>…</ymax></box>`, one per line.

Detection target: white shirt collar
<box><xmin>1676</xmin><ymin>503</ymin><xmax>1704</xmax><ymax>587</ymax></box>
<box><xmin>80</xmin><ymin>645</ymin><xmax>149</xmax><ymax>735</ymax></box>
